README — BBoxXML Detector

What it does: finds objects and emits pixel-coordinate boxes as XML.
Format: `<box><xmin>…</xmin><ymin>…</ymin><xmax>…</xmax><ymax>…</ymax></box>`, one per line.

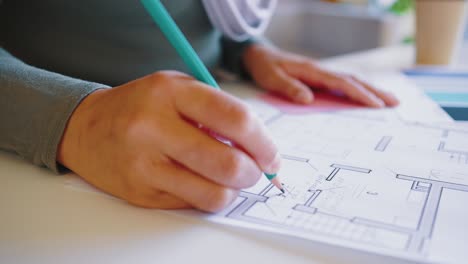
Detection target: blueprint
<box><xmin>206</xmin><ymin>73</ymin><xmax>468</xmax><ymax>263</ymax></box>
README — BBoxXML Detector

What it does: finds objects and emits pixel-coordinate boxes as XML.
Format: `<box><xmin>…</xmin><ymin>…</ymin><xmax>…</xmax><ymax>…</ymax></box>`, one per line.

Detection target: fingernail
<box><xmin>296</xmin><ymin>90</ymin><xmax>313</xmax><ymax>104</ymax></box>
<box><xmin>264</xmin><ymin>152</ymin><xmax>281</xmax><ymax>174</ymax></box>
<box><xmin>371</xmin><ymin>97</ymin><xmax>385</xmax><ymax>108</ymax></box>
<box><xmin>386</xmin><ymin>93</ymin><xmax>400</xmax><ymax>106</ymax></box>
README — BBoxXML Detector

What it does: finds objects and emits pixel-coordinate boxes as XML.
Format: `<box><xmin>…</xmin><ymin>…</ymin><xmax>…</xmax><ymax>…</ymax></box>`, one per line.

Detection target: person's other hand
<box><xmin>57</xmin><ymin>71</ymin><xmax>280</xmax><ymax>212</ymax></box>
<box><xmin>243</xmin><ymin>45</ymin><xmax>399</xmax><ymax>107</ymax></box>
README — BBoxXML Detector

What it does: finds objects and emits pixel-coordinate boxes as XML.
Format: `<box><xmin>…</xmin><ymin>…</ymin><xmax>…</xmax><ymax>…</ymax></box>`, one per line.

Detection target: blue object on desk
<box><xmin>403</xmin><ymin>70</ymin><xmax>468</xmax><ymax>78</ymax></box>
<box><xmin>403</xmin><ymin>69</ymin><xmax>468</xmax><ymax>121</ymax></box>
<box><xmin>425</xmin><ymin>93</ymin><xmax>468</xmax><ymax>103</ymax></box>
<box><xmin>442</xmin><ymin>107</ymin><xmax>468</xmax><ymax>120</ymax></box>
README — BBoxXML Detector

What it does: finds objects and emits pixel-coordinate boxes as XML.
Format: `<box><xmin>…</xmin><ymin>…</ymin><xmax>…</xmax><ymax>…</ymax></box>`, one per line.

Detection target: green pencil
<box><xmin>140</xmin><ymin>0</ymin><xmax>283</xmax><ymax>193</ymax></box>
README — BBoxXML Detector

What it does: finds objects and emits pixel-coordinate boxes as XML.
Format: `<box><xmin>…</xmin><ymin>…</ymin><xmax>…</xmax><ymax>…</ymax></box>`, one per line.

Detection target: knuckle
<box><xmin>221</xmin><ymin>151</ymin><xmax>260</xmax><ymax>189</ymax></box>
<box><xmin>121</xmin><ymin>158</ymin><xmax>145</xmax><ymax>200</ymax></box>
<box><xmin>146</xmin><ymin>71</ymin><xmax>182</xmax><ymax>93</ymax></box>
<box><xmin>301</xmin><ymin>60</ymin><xmax>316</xmax><ymax>69</ymax></box>
<box><xmin>134</xmin><ymin>74</ymin><xmax>168</xmax><ymax>99</ymax></box>
<box><xmin>149</xmin><ymin>70</ymin><xmax>179</xmax><ymax>81</ymax></box>
<box><xmin>147</xmin><ymin>71</ymin><xmax>175</xmax><ymax>89</ymax></box>
<box><xmin>148</xmin><ymin>70</ymin><xmax>191</xmax><ymax>85</ymax></box>
<box><xmin>200</xmin><ymin>90</ymin><xmax>222</xmax><ymax>108</ymax></box>
<box><xmin>203</xmin><ymin>188</ymin><xmax>238</xmax><ymax>212</ymax></box>
<box><xmin>337</xmin><ymin>77</ymin><xmax>354</xmax><ymax>88</ymax></box>
<box><xmin>113</xmin><ymin>110</ymin><xmax>149</xmax><ymax>144</ymax></box>
<box><xmin>221</xmin><ymin>151</ymin><xmax>244</xmax><ymax>185</ymax></box>
<box><xmin>230</xmin><ymin>103</ymin><xmax>256</xmax><ymax>135</ymax></box>
<box><xmin>286</xmin><ymin>82</ymin><xmax>303</xmax><ymax>97</ymax></box>
<box><xmin>265</xmin><ymin>71</ymin><xmax>281</xmax><ymax>85</ymax></box>
<box><xmin>124</xmin><ymin>113</ymin><xmax>146</xmax><ymax>137</ymax></box>
<box><xmin>121</xmin><ymin>157</ymin><xmax>169</xmax><ymax>209</ymax></box>
<box><xmin>341</xmin><ymin>74</ymin><xmax>361</xmax><ymax>85</ymax></box>
<box><xmin>148</xmin><ymin>71</ymin><xmax>171</xmax><ymax>84</ymax></box>
<box><xmin>261</xmin><ymin>68</ymin><xmax>283</xmax><ymax>87</ymax></box>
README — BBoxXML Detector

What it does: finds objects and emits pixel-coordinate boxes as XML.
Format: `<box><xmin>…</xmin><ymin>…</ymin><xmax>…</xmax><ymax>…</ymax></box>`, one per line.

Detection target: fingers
<box><xmin>173</xmin><ymin>80</ymin><xmax>281</xmax><ymax>175</ymax></box>
<box><xmin>282</xmin><ymin>60</ymin><xmax>401</xmax><ymax>108</ymax></box>
<box><xmin>284</xmin><ymin>62</ymin><xmax>386</xmax><ymax>108</ymax></box>
<box><xmin>157</xmin><ymin>118</ymin><xmax>263</xmax><ymax>189</ymax></box>
<box><xmin>244</xmin><ymin>46</ymin><xmax>398</xmax><ymax>108</ymax></box>
<box><xmin>349</xmin><ymin>76</ymin><xmax>400</xmax><ymax>107</ymax></box>
<box><xmin>261</xmin><ymin>68</ymin><xmax>314</xmax><ymax>104</ymax></box>
<box><xmin>148</xmin><ymin>161</ymin><xmax>239</xmax><ymax>213</ymax></box>
<box><xmin>329</xmin><ymin>75</ymin><xmax>385</xmax><ymax>108</ymax></box>
<box><xmin>128</xmin><ymin>190</ymin><xmax>193</xmax><ymax>210</ymax></box>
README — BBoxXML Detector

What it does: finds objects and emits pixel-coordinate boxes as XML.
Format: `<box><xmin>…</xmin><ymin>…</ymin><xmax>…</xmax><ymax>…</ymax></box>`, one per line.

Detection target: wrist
<box><xmin>57</xmin><ymin>88</ymin><xmax>109</xmax><ymax>170</ymax></box>
<box><xmin>242</xmin><ymin>44</ymin><xmax>272</xmax><ymax>76</ymax></box>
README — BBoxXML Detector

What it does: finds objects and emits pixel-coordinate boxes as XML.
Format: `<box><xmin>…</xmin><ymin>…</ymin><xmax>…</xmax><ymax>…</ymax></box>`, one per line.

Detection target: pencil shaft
<box><xmin>141</xmin><ymin>0</ymin><xmax>283</xmax><ymax>191</ymax></box>
<box><xmin>141</xmin><ymin>0</ymin><xmax>220</xmax><ymax>89</ymax></box>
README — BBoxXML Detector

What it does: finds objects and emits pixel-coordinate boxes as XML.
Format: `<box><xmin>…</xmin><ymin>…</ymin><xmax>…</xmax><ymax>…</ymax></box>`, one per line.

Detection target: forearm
<box><xmin>0</xmin><ymin>48</ymin><xmax>109</xmax><ymax>173</ymax></box>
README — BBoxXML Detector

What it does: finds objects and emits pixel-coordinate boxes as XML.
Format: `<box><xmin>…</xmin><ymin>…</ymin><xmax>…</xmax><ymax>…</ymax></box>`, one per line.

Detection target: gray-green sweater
<box><xmin>0</xmin><ymin>0</ymin><xmax>256</xmax><ymax>172</ymax></box>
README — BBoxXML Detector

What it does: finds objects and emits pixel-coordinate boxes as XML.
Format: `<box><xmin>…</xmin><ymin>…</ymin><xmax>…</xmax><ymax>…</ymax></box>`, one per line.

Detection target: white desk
<box><xmin>0</xmin><ymin>45</ymin><xmax>435</xmax><ymax>264</ymax></box>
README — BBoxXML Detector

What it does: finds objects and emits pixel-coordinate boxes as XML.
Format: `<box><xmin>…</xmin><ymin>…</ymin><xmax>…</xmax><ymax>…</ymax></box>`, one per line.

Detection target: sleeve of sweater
<box><xmin>0</xmin><ymin>47</ymin><xmax>109</xmax><ymax>173</ymax></box>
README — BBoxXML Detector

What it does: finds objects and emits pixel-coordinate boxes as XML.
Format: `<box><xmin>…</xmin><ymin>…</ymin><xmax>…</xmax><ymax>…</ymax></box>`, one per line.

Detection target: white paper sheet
<box><xmin>206</xmin><ymin>74</ymin><xmax>467</xmax><ymax>263</ymax></box>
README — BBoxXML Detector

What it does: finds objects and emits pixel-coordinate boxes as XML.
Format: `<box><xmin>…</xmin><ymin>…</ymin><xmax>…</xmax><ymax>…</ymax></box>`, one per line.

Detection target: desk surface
<box><xmin>0</xmin><ymin>45</ymin><xmax>442</xmax><ymax>264</ymax></box>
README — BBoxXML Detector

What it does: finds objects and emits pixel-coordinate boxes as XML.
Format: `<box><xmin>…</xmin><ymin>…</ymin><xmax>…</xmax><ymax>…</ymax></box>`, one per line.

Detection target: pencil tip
<box><xmin>280</xmin><ymin>188</ymin><xmax>285</xmax><ymax>194</ymax></box>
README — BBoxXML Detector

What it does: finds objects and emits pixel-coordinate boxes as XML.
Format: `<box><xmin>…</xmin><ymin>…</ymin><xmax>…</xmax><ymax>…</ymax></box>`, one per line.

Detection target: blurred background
<box><xmin>265</xmin><ymin>0</ymin><xmax>468</xmax><ymax>60</ymax></box>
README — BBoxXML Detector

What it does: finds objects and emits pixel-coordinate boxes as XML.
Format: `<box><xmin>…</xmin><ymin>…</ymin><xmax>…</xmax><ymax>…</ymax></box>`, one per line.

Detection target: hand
<box><xmin>57</xmin><ymin>71</ymin><xmax>281</xmax><ymax>212</ymax></box>
<box><xmin>242</xmin><ymin>45</ymin><xmax>399</xmax><ymax>107</ymax></box>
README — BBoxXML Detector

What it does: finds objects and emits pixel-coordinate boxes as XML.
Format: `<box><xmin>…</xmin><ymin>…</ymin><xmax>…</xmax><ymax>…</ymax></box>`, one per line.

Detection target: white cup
<box><xmin>415</xmin><ymin>0</ymin><xmax>468</xmax><ymax>65</ymax></box>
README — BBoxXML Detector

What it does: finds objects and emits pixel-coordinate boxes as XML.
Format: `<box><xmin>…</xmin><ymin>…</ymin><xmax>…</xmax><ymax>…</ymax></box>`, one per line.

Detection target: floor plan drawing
<box><xmin>375</xmin><ymin>136</ymin><xmax>393</xmax><ymax>152</ymax></box>
<box><xmin>209</xmin><ymin>87</ymin><xmax>468</xmax><ymax>263</ymax></box>
<box><xmin>217</xmin><ymin>154</ymin><xmax>468</xmax><ymax>258</ymax></box>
